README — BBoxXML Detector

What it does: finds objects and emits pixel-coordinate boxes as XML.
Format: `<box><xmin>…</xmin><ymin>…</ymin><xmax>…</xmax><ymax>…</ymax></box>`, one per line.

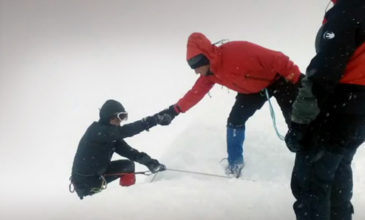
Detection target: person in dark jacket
<box><xmin>285</xmin><ymin>0</ymin><xmax>365</xmax><ymax>219</ymax></box>
<box><xmin>71</xmin><ymin>99</ymin><xmax>171</xmax><ymax>199</ymax></box>
<box><xmin>161</xmin><ymin>32</ymin><xmax>303</xmax><ymax>177</ymax></box>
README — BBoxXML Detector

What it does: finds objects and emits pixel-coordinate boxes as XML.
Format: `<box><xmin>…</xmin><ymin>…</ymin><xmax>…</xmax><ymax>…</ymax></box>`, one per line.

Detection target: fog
<box><xmin>2</xmin><ymin>1</ymin><xmax>363</xmax><ymax>220</ymax></box>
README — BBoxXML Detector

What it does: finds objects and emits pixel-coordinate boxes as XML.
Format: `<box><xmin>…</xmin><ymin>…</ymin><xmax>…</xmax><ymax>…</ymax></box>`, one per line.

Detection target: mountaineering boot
<box><xmin>225</xmin><ymin>163</ymin><xmax>245</xmax><ymax>178</ymax></box>
<box><xmin>226</xmin><ymin>125</ymin><xmax>245</xmax><ymax>178</ymax></box>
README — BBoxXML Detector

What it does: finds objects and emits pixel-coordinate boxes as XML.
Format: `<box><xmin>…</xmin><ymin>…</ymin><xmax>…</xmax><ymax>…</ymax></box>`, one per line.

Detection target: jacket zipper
<box><xmin>244</xmin><ymin>74</ymin><xmax>272</xmax><ymax>82</ymax></box>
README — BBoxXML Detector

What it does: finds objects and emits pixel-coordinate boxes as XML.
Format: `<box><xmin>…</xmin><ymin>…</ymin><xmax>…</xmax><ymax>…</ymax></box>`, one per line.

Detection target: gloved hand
<box><xmin>153</xmin><ymin>105</ymin><xmax>179</xmax><ymax>126</ymax></box>
<box><xmin>153</xmin><ymin>112</ymin><xmax>173</xmax><ymax>126</ymax></box>
<box><xmin>160</xmin><ymin>105</ymin><xmax>179</xmax><ymax>120</ymax></box>
<box><xmin>146</xmin><ymin>159</ymin><xmax>166</xmax><ymax>173</ymax></box>
<box><xmin>285</xmin><ymin>122</ymin><xmax>309</xmax><ymax>152</ymax></box>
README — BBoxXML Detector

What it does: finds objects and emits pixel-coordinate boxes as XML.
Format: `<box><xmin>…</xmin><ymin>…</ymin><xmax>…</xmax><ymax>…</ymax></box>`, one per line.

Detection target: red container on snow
<box><xmin>119</xmin><ymin>173</ymin><xmax>135</xmax><ymax>186</ymax></box>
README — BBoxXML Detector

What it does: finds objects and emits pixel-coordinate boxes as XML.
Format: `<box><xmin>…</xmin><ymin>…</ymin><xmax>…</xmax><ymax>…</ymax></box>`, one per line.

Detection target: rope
<box><xmin>150</xmin><ymin>172</ymin><xmax>159</xmax><ymax>183</ymax></box>
<box><xmin>212</xmin><ymin>39</ymin><xmax>229</xmax><ymax>46</ymax></box>
<box><xmin>103</xmin><ymin>171</ymin><xmax>152</xmax><ymax>177</ymax></box>
<box><xmin>166</xmin><ymin>168</ymin><xmax>231</xmax><ymax>179</ymax></box>
<box><xmin>264</xmin><ymin>89</ymin><xmax>285</xmax><ymax>141</ymax></box>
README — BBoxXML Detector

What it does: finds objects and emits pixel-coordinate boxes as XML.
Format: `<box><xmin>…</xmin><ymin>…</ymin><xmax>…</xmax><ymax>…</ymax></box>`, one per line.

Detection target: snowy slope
<box><xmin>0</xmin><ymin>0</ymin><xmax>364</xmax><ymax>219</ymax></box>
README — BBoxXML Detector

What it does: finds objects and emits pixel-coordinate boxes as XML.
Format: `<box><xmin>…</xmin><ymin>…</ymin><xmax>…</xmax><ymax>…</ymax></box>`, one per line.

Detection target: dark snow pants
<box><xmin>227</xmin><ymin>75</ymin><xmax>303</xmax><ymax>127</ymax></box>
<box><xmin>291</xmin><ymin>86</ymin><xmax>365</xmax><ymax>220</ymax></box>
<box><xmin>72</xmin><ymin>159</ymin><xmax>134</xmax><ymax>199</ymax></box>
<box><xmin>226</xmin><ymin>75</ymin><xmax>302</xmax><ymax>165</ymax></box>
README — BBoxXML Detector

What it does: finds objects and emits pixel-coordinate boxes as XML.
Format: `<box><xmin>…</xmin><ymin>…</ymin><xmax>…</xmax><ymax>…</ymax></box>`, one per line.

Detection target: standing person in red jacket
<box><xmin>162</xmin><ymin>32</ymin><xmax>303</xmax><ymax>177</ymax></box>
<box><xmin>285</xmin><ymin>0</ymin><xmax>365</xmax><ymax>219</ymax></box>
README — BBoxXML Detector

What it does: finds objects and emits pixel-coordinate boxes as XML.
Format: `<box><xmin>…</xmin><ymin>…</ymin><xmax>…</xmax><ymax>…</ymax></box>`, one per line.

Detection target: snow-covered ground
<box><xmin>0</xmin><ymin>0</ymin><xmax>364</xmax><ymax>219</ymax></box>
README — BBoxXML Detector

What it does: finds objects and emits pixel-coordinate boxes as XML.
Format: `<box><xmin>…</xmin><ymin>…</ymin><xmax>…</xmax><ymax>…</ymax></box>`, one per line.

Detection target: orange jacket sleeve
<box><xmin>176</xmin><ymin>76</ymin><xmax>215</xmax><ymax>113</ymax></box>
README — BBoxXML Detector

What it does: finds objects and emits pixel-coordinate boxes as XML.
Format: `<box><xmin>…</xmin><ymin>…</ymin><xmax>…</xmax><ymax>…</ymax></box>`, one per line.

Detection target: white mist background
<box><xmin>0</xmin><ymin>0</ymin><xmax>364</xmax><ymax>219</ymax></box>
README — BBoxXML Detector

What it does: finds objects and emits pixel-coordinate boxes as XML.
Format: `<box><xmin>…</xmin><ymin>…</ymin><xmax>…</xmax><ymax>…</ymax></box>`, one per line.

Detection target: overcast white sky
<box><xmin>2</xmin><ymin>0</ymin><xmax>350</xmax><ymax>219</ymax></box>
<box><xmin>0</xmin><ymin>0</ymin><xmax>328</xmax><ymax>137</ymax></box>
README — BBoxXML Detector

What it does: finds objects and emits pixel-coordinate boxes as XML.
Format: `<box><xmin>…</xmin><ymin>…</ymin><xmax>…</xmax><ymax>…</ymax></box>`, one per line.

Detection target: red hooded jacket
<box><xmin>176</xmin><ymin>33</ymin><xmax>301</xmax><ymax>113</ymax></box>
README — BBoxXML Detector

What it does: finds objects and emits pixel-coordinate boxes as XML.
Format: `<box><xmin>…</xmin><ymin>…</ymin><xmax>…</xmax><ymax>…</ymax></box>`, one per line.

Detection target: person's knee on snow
<box><xmin>71</xmin><ymin>175</ymin><xmax>106</xmax><ymax>200</ymax></box>
<box><xmin>104</xmin><ymin>159</ymin><xmax>136</xmax><ymax>183</ymax></box>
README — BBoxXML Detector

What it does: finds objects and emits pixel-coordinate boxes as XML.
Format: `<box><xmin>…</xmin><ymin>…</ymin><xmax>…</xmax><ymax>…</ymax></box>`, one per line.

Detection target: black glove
<box><xmin>153</xmin><ymin>113</ymin><xmax>173</xmax><ymax>126</ymax></box>
<box><xmin>160</xmin><ymin>105</ymin><xmax>179</xmax><ymax>120</ymax></box>
<box><xmin>153</xmin><ymin>105</ymin><xmax>179</xmax><ymax>126</ymax></box>
<box><xmin>146</xmin><ymin>159</ymin><xmax>166</xmax><ymax>173</ymax></box>
<box><xmin>285</xmin><ymin>122</ymin><xmax>309</xmax><ymax>152</ymax></box>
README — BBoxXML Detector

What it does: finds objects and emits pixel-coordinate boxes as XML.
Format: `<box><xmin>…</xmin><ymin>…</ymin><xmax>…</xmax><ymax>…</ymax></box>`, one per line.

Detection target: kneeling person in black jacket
<box><xmin>71</xmin><ymin>99</ymin><xmax>171</xmax><ymax>199</ymax></box>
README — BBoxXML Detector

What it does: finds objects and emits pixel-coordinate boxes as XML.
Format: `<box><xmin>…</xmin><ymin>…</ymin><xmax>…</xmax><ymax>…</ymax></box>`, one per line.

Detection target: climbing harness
<box><xmin>69</xmin><ymin>171</ymin><xmax>151</xmax><ymax>194</ymax></box>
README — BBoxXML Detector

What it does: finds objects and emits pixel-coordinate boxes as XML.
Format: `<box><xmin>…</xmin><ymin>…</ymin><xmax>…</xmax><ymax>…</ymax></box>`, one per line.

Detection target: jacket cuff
<box><xmin>285</xmin><ymin>72</ymin><xmax>301</xmax><ymax>84</ymax></box>
<box><xmin>142</xmin><ymin>116</ymin><xmax>157</xmax><ymax>131</ymax></box>
<box><xmin>172</xmin><ymin>105</ymin><xmax>181</xmax><ymax>115</ymax></box>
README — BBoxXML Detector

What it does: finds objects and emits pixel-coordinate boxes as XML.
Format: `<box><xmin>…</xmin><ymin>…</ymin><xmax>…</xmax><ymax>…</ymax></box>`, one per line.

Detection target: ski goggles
<box><xmin>115</xmin><ymin>112</ymin><xmax>128</xmax><ymax>121</ymax></box>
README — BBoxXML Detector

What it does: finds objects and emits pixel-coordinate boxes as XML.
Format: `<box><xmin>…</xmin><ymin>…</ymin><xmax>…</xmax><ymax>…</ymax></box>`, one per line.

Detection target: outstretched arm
<box><xmin>176</xmin><ymin>75</ymin><xmax>214</xmax><ymax>113</ymax></box>
<box><xmin>150</xmin><ymin>76</ymin><xmax>214</xmax><ymax>126</ymax></box>
<box><xmin>118</xmin><ymin>112</ymin><xmax>172</xmax><ymax>138</ymax></box>
<box><xmin>115</xmin><ymin>140</ymin><xmax>166</xmax><ymax>173</ymax></box>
